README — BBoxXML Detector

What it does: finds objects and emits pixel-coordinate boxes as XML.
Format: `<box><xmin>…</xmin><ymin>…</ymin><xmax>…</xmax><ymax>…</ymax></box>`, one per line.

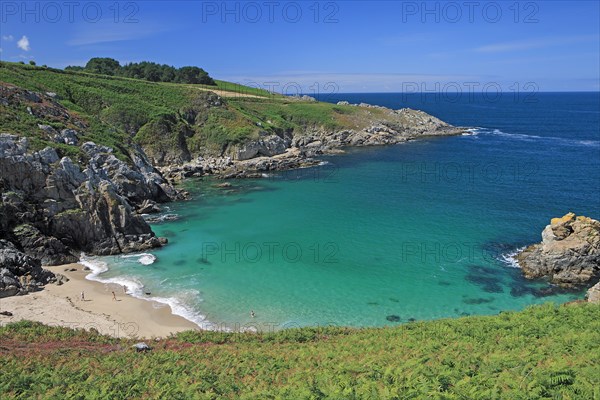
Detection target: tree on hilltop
<box><xmin>85</xmin><ymin>58</ymin><xmax>121</xmax><ymax>76</ymax></box>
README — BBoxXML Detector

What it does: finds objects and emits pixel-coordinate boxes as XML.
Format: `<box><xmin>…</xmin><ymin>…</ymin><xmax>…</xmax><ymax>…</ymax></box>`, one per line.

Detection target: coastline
<box><xmin>0</xmin><ymin>263</ymin><xmax>199</xmax><ymax>338</ymax></box>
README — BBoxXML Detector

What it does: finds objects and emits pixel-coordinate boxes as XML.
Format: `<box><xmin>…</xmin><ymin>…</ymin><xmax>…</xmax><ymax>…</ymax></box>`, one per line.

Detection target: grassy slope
<box><xmin>0</xmin><ymin>62</ymin><xmax>376</xmax><ymax>161</ymax></box>
<box><xmin>1</xmin><ymin>303</ymin><xmax>599</xmax><ymax>399</ymax></box>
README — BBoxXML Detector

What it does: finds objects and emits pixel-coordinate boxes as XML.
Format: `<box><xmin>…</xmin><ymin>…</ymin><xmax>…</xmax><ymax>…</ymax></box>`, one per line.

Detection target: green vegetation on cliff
<box><xmin>1</xmin><ymin>303</ymin><xmax>599</xmax><ymax>398</ymax></box>
<box><xmin>0</xmin><ymin>61</ymin><xmax>372</xmax><ymax>163</ymax></box>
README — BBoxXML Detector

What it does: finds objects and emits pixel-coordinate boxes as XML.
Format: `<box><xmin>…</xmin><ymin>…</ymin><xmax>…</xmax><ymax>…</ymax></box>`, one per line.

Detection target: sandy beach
<box><xmin>0</xmin><ymin>264</ymin><xmax>199</xmax><ymax>338</ymax></box>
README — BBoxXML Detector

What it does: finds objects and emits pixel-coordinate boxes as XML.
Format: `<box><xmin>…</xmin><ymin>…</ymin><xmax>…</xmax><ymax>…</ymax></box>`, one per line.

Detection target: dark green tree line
<box><xmin>66</xmin><ymin>58</ymin><xmax>216</xmax><ymax>85</ymax></box>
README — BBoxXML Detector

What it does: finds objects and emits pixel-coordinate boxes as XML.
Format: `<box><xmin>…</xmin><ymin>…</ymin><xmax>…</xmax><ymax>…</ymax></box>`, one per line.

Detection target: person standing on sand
<box><xmin>123</xmin><ymin>285</ymin><xmax>127</xmax><ymax>294</ymax></box>
<box><xmin>80</xmin><ymin>291</ymin><xmax>85</xmax><ymax>301</ymax></box>
<box><xmin>112</xmin><ymin>291</ymin><xmax>117</xmax><ymax>301</ymax></box>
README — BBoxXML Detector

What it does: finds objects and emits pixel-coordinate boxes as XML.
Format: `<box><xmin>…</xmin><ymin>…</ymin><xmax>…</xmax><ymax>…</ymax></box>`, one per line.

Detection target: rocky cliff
<box><xmin>516</xmin><ymin>213</ymin><xmax>600</xmax><ymax>288</ymax></box>
<box><xmin>0</xmin><ymin>240</ymin><xmax>58</xmax><ymax>298</ymax></box>
<box><xmin>0</xmin><ymin>88</ymin><xmax>190</xmax><ymax>297</ymax></box>
<box><xmin>0</xmin><ymin>132</ymin><xmax>177</xmax><ymax>264</ymax></box>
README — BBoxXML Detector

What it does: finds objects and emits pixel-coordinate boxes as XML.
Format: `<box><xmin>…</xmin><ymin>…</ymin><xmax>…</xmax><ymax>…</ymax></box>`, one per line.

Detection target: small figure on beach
<box><xmin>80</xmin><ymin>291</ymin><xmax>85</xmax><ymax>301</ymax></box>
<box><xmin>123</xmin><ymin>285</ymin><xmax>127</xmax><ymax>294</ymax></box>
<box><xmin>250</xmin><ymin>310</ymin><xmax>256</xmax><ymax>318</ymax></box>
<box><xmin>112</xmin><ymin>291</ymin><xmax>117</xmax><ymax>301</ymax></box>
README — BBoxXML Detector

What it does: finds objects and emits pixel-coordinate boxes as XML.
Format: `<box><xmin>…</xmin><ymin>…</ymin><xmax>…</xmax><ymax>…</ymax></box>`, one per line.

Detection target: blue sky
<box><xmin>1</xmin><ymin>1</ymin><xmax>599</xmax><ymax>92</ymax></box>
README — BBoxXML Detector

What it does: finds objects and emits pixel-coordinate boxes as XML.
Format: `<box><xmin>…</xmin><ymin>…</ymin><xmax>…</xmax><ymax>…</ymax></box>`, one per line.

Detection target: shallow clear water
<box><xmin>89</xmin><ymin>93</ymin><xmax>600</xmax><ymax>331</ymax></box>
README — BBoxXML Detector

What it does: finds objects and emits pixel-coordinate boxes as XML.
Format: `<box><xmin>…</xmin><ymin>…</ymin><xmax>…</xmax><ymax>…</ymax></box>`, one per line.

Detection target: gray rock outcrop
<box><xmin>516</xmin><ymin>213</ymin><xmax>600</xmax><ymax>287</ymax></box>
<box><xmin>587</xmin><ymin>281</ymin><xmax>600</xmax><ymax>303</ymax></box>
<box><xmin>54</xmin><ymin>128</ymin><xmax>79</xmax><ymax>145</ymax></box>
<box><xmin>0</xmin><ymin>240</ymin><xmax>55</xmax><ymax>298</ymax></box>
<box><xmin>235</xmin><ymin>133</ymin><xmax>291</xmax><ymax>161</ymax></box>
<box><xmin>0</xmin><ymin>132</ymin><xmax>178</xmax><ymax>267</ymax></box>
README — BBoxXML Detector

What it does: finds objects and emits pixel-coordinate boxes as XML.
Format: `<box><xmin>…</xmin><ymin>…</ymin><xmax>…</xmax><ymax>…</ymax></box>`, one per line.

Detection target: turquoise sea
<box><xmin>84</xmin><ymin>92</ymin><xmax>600</xmax><ymax>331</ymax></box>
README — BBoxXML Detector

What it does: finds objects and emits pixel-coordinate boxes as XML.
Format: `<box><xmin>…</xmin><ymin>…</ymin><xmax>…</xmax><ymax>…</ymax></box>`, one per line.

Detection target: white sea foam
<box><xmin>491</xmin><ymin>129</ymin><xmax>537</xmax><ymax>141</ymax></box>
<box><xmin>499</xmin><ymin>247</ymin><xmax>526</xmax><ymax>269</ymax></box>
<box><xmin>81</xmin><ymin>254</ymin><xmax>145</xmax><ymax>294</ymax></box>
<box><xmin>489</xmin><ymin>129</ymin><xmax>600</xmax><ymax>148</ymax></box>
<box><xmin>80</xmin><ymin>253</ymin><xmax>108</xmax><ymax>275</ymax></box>
<box><xmin>462</xmin><ymin>127</ymin><xmax>482</xmax><ymax>136</ymax></box>
<box><xmin>146</xmin><ymin>291</ymin><xmax>214</xmax><ymax>329</ymax></box>
<box><xmin>78</xmin><ymin>254</ymin><xmax>225</xmax><ymax>330</ymax></box>
<box><xmin>120</xmin><ymin>253</ymin><xmax>157</xmax><ymax>265</ymax></box>
<box><xmin>139</xmin><ymin>255</ymin><xmax>156</xmax><ymax>265</ymax></box>
<box><xmin>577</xmin><ymin>140</ymin><xmax>600</xmax><ymax>147</ymax></box>
<box><xmin>147</xmin><ymin>213</ymin><xmax>180</xmax><ymax>223</ymax></box>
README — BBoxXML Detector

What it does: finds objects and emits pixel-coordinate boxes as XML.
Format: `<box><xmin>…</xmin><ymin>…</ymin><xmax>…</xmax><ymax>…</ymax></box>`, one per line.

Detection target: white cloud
<box><xmin>474</xmin><ymin>35</ymin><xmax>599</xmax><ymax>53</ymax></box>
<box><xmin>68</xmin><ymin>20</ymin><xmax>168</xmax><ymax>46</ymax></box>
<box><xmin>17</xmin><ymin>36</ymin><xmax>30</xmax><ymax>51</ymax></box>
<box><xmin>2</xmin><ymin>35</ymin><xmax>14</xmax><ymax>41</ymax></box>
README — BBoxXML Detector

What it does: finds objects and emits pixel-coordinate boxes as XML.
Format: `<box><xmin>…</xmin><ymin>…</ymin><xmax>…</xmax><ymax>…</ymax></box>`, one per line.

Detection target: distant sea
<box><xmin>83</xmin><ymin>92</ymin><xmax>600</xmax><ymax>331</ymax></box>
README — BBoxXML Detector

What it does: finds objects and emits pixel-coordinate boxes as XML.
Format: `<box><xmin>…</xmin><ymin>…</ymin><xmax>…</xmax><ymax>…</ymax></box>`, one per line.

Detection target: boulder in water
<box><xmin>516</xmin><ymin>213</ymin><xmax>600</xmax><ymax>287</ymax></box>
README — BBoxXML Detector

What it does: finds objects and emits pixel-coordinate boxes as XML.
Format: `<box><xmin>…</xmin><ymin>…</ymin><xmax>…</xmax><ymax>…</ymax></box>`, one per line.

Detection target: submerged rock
<box><xmin>516</xmin><ymin>213</ymin><xmax>600</xmax><ymax>287</ymax></box>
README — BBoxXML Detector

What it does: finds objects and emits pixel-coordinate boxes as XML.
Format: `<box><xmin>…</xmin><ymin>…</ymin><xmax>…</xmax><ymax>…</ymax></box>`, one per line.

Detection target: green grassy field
<box><xmin>1</xmin><ymin>303</ymin><xmax>599</xmax><ymax>399</ymax></box>
<box><xmin>0</xmin><ymin>62</ymin><xmax>366</xmax><ymax>162</ymax></box>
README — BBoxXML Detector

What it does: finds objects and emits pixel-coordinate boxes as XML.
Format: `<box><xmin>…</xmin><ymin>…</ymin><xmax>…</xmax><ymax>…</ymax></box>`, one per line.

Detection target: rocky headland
<box><xmin>159</xmin><ymin>104</ymin><xmax>465</xmax><ymax>180</ymax></box>
<box><xmin>516</xmin><ymin>213</ymin><xmax>600</xmax><ymax>298</ymax></box>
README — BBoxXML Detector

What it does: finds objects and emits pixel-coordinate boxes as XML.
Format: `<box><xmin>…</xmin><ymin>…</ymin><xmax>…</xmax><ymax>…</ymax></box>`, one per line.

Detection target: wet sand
<box><xmin>0</xmin><ymin>264</ymin><xmax>199</xmax><ymax>338</ymax></box>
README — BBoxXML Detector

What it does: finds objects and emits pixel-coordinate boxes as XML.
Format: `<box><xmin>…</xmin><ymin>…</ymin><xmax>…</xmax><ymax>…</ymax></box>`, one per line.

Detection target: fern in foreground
<box><xmin>1</xmin><ymin>303</ymin><xmax>599</xmax><ymax>399</ymax></box>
